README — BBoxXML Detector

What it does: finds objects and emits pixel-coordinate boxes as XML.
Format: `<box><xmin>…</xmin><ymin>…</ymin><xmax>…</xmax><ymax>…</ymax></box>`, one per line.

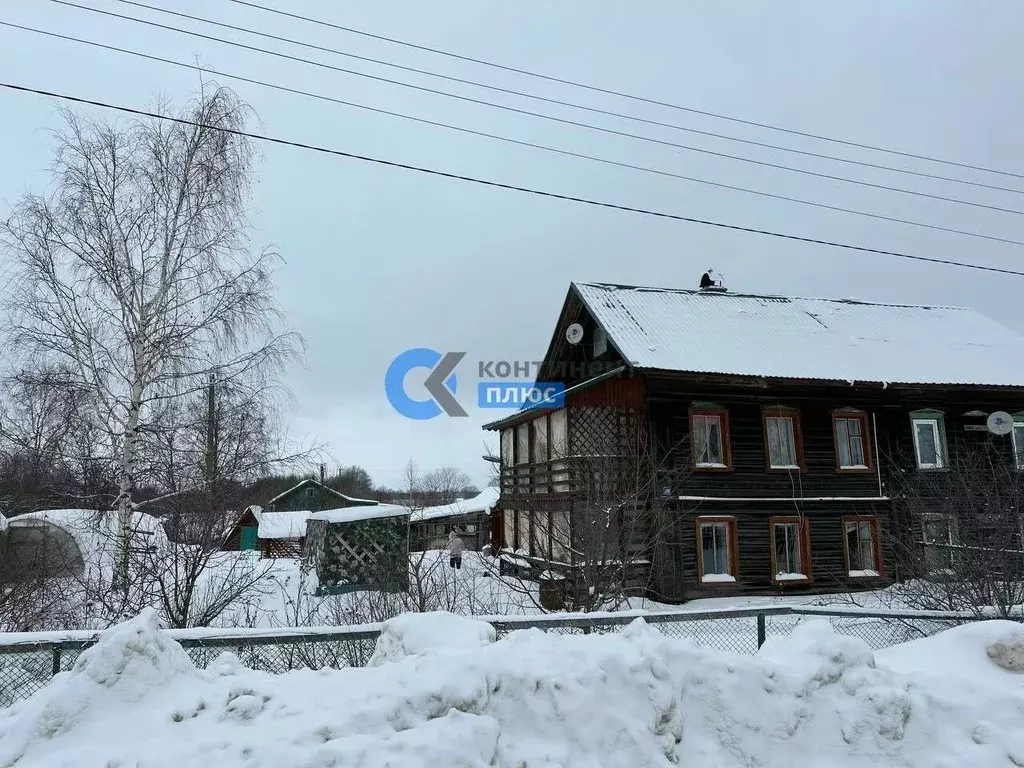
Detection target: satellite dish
<box><xmin>565</xmin><ymin>323</ymin><xmax>584</xmax><ymax>345</ymax></box>
<box><xmin>987</xmin><ymin>411</ymin><xmax>1013</xmax><ymax>436</ymax></box>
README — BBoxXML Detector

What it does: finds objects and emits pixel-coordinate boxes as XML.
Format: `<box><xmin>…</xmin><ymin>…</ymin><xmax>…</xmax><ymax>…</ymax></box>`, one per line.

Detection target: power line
<box><xmin>45</xmin><ymin>1</ymin><xmax>1024</xmax><ymax>218</ymax></box>
<box><xmin>8</xmin><ymin>20</ymin><xmax>1024</xmax><ymax>248</ymax></box>
<box><xmin>227</xmin><ymin>0</ymin><xmax>1024</xmax><ymax>183</ymax></box>
<box><xmin>3</xmin><ymin>80</ymin><xmax>1023</xmax><ymax>279</ymax></box>
<box><xmin>104</xmin><ymin>0</ymin><xmax>1024</xmax><ymax>197</ymax></box>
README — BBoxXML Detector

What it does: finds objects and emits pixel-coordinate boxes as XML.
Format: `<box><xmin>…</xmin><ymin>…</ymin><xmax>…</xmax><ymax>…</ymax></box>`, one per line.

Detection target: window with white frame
<box><xmin>843</xmin><ymin>517</ymin><xmax>880</xmax><ymax>577</ymax></box>
<box><xmin>911</xmin><ymin>411</ymin><xmax>946</xmax><ymax>470</ymax></box>
<box><xmin>764</xmin><ymin>410</ymin><xmax>801</xmax><ymax>469</ymax></box>
<box><xmin>922</xmin><ymin>513</ymin><xmax>957</xmax><ymax>574</ymax></box>
<box><xmin>1013</xmin><ymin>415</ymin><xmax>1024</xmax><ymax>471</ymax></box>
<box><xmin>698</xmin><ymin>518</ymin><xmax>736</xmax><ymax>583</ymax></box>
<box><xmin>834</xmin><ymin>411</ymin><xmax>870</xmax><ymax>469</ymax></box>
<box><xmin>770</xmin><ymin>518</ymin><xmax>809</xmax><ymax>581</ymax></box>
<box><xmin>691</xmin><ymin>410</ymin><xmax>729</xmax><ymax>468</ymax></box>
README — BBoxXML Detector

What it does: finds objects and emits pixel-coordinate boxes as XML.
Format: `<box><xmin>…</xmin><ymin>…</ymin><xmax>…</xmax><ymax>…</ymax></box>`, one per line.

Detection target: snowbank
<box><xmin>4</xmin><ymin>615</ymin><xmax>1024</xmax><ymax>767</ymax></box>
<box><xmin>878</xmin><ymin>619</ymin><xmax>1024</xmax><ymax>697</ymax></box>
<box><xmin>368</xmin><ymin>611</ymin><xmax>495</xmax><ymax>666</ymax></box>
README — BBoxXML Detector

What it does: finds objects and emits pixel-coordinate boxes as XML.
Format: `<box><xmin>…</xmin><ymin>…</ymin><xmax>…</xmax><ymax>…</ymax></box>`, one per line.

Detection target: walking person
<box><xmin>448</xmin><ymin>529</ymin><xmax>464</xmax><ymax>570</ymax></box>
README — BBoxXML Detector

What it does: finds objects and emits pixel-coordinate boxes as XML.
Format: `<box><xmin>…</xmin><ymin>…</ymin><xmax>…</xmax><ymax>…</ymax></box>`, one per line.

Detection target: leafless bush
<box><xmin>885</xmin><ymin>437</ymin><xmax>1024</xmax><ymax>618</ymax></box>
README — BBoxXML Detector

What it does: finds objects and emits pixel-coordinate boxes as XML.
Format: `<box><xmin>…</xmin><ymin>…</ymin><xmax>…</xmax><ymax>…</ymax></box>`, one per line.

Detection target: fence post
<box><xmin>51</xmin><ymin>648</ymin><xmax>61</xmax><ymax>677</ymax></box>
<box><xmin>756</xmin><ymin>613</ymin><xmax>767</xmax><ymax>649</ymax></box>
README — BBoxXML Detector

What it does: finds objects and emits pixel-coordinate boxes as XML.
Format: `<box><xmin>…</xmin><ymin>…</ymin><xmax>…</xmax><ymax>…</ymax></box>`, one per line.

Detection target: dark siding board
<box><xmin>658</xmin><ymin>502</ymin><xmax>889</xmax><ymax>602</ymax></box>
<box><xmin>651</xmin><ymin>396</ymin><xmax>885</xmax><ymax>498</ymax></box>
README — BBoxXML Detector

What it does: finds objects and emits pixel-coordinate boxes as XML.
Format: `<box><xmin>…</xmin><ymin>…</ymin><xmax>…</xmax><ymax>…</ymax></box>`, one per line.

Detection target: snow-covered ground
<box><xmin>3</xmin><ymin>610</ymin><xmax>1024</xmax><ymax>767</ymax></box>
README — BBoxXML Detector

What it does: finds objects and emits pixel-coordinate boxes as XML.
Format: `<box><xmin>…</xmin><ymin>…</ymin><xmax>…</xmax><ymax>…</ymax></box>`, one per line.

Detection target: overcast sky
<box><xmin>2</xmin><ymin>1</ymin><xmax>1023</xmax><ymax>489</ymax></box>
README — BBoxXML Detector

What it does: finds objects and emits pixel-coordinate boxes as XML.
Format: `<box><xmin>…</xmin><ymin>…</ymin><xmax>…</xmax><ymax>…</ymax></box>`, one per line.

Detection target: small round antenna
<box><xmin>565</xmin><ymin>323</ymin><xmax>584</xmax><ymax>345</ymax></box>
<box><xmin>987</xmin><ymin>411</ymin><xmax>1013</xmax><ymax>436</ymax></box>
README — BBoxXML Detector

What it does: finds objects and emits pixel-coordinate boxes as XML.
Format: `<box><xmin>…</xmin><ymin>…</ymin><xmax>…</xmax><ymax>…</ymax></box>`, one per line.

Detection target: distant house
<box><xmin>305</xmin><ymin>504</ymin><xmax>410</xmax><ymax>595</ymax></box>
<box><xmin>223</xmin><ymin>479</ymin><xmax>379</xmax><ymax>559</ymax></box>
<box><xmin>410</xmin><ymin>487</ymin><xmax>500</xmax><ymax>551</ymax></box>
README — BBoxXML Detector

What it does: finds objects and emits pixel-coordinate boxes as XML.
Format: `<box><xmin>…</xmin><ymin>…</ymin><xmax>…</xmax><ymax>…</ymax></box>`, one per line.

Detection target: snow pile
<box><xmin>368</xmin><ymin>611</ymin><xmax>496</xmax><ymax>666</ymax></box>
<box><xmin>0</xmin><ymin>609</ymin><xmax>194</xmax><ymax>766</ymax></box>
<box><xmin>878</xmin><ymin>619</ymin><xmax>1024</xmax><ymax>695</ymax></box>
<box><xmin>4</xmin><ymin>615</ymin><xmax>1024</xmax><ymax>767</ymax></box>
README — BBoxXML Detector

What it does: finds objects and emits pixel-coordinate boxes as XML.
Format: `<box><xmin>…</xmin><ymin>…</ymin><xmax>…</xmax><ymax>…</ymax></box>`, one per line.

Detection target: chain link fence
<box><xmin>0</xmin><ymin>606</ymin><xmax>998</xmax><ymax>706</ymax></box>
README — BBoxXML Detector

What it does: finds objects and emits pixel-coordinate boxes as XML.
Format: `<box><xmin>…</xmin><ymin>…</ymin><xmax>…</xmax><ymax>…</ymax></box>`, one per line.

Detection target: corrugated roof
<box><xmin>574</xmin><ymin>282</ymin><xmax>1024</xmax><ymax>387</ymax></box>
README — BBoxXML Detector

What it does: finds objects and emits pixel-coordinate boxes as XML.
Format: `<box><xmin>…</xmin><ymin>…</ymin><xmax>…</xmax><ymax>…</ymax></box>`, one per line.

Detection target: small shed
<box><xmin>224</xmin><ymin>480</ymin><xmax>381</xmax><ymax>559</ymax></box>
<box><xmin>305</xmin><ymin>504</ymin><xmax>410</xmax><ymax>595</ymax></box>
<box><xmin>410</xmin><ymin>487</ymin><xmax>500</xmax><ymax>551</ymax></box>
<box><xmin>222</xmin><ymin>506</ymin><xmax>261</xmax><ymax>553</ymax></box>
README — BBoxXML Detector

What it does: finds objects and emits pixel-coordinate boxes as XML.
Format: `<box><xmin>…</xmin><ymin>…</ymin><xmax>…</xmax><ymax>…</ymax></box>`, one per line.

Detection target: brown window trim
<box><xmin>761</xmin><ymin>407</ymin><xmax>805</xmax><ymax>472</ymax></box>
<box><xmin>832</xmin><ymin>410</ymin><xmax>874</xmax><ymax>474</ymax></box>
<box><xmin>695</xmin><ymin>516</ymin><xmax>739</xmax><ymax>586</ymax></box>
<box><xmin>841</xmin><ymin>515</ymin><xmax>884</xmax><ymax>580</ymax></box>
<box><xmin>768</xmin><ymin>516</ymin><xmax>812</xmax><ymax>585</ymax></box>
<box><xmin>689</xmin><ymin>407</ymin><xmax>733</xmax><ymax>472</ymax></box>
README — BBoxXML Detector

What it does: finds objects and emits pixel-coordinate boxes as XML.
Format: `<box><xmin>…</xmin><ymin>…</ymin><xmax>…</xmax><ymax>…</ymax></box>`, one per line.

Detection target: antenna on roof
<box><xmin>699</xmin><ymin>268</ymin><xmax>727</xmax><ymax>293</ymax></box>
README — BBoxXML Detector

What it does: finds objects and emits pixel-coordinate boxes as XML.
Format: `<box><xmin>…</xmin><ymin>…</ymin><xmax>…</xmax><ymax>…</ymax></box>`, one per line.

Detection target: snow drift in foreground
<box><xmin>2</xmin><ymin>612</ymin><xmax>1024</xmax><ymax>768</ymax></box>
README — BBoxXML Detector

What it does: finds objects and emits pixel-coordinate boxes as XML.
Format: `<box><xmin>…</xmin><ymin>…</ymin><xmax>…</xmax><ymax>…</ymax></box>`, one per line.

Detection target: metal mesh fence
<box><xmin>0</xmin><ymin>607</ymin><xmax>1000</xmax><ymax>706</ymax></box>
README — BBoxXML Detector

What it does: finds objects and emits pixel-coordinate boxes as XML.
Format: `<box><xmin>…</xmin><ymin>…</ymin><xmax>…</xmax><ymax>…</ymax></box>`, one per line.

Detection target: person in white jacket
<box><xmin>447</xmin><ymin>529</ymin><xmax>464</xmax><ymax>570</ymax></box>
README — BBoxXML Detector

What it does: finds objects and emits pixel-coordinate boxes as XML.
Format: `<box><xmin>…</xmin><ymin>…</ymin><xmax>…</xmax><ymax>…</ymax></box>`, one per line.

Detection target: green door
<box><xmin>240</xmin><ymin>526</ymin><xmax>258</xmax><ymax>551</ymax></box>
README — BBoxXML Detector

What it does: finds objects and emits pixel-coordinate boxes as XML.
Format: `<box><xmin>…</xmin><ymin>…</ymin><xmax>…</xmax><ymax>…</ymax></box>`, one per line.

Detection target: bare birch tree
<box><xmin>1</xmin><ymin>85</ymin><xmax>298</xmax><ymax>589</ymax></box>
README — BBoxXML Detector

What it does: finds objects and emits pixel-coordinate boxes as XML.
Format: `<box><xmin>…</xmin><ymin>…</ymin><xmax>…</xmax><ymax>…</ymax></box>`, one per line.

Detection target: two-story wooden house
<box><xmin>484</xmin><ymin>281</ymin><xmax>1024</xmax><ymax>603</ymax></box>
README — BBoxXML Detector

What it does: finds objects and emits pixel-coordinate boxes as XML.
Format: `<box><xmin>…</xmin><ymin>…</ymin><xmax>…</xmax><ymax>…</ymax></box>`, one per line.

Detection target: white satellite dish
<box><xmin>987</xmin><ymin>411</ymin><xmax>1013</xmax><ymax>436</ymax></box>
<box><xmin>565</xmin><ymin>323</ymin><xmax>584</xmax><ymax>345</ymax></box>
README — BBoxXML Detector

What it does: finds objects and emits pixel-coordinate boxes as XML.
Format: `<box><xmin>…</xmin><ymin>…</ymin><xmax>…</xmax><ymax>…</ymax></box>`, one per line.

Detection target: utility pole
<box><xmin>204</xmin><ymin>373</ymin><xmax>219</xmax><ymax>492</ymax></box>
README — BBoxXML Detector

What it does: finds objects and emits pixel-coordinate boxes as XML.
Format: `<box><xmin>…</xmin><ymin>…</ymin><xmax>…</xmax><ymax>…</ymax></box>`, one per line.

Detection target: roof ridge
<box><xmin>573</xmin><ymin>280</ymin><xmax>970</xmax><ymax>312</ymax></box>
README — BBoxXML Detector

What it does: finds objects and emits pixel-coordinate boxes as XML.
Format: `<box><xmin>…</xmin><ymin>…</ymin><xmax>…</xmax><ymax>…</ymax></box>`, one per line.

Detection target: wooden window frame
<box><xmin>910</xmin><ymin>410</ymin><xmax>948</xmax><ymax>471</ymax></box>
<box><xmin>695</xmin><ymin>516</ymin><xmax>739</xmax><ymax>586</ymax></box>
<box><xmin>761</xmin><ymin>407</ymin><xmax>805</xmax><ymax>472</ymax></box>
<box><xmin>689</xmin><ymin>407</ymin><xmax>732</xmax><ymax>472</ymax></box>
<box><xmin>832</xmin><ymin>410</ymin><xmax>873</xmax><ymax>473</ymax></box>
<box><xmin>841</xmin><ymin>515</ymin><xmax>884</xmax><ymax>580</ymax></box>
<box><xmin>768</xmin><ymin>515</ymin><xmax>812</xmax><ymax>585</ymax></box>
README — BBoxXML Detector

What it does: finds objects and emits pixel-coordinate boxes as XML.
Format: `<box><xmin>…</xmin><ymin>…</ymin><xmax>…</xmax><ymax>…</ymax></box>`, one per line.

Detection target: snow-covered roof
<box><xmin>12</xmin><ymin>508</ymin><xmax>164</xmax><ymax>538</ymax></box>
<box><xmin>257</xmin><ymin>510</ymin><xmax>311</xmax><ymax>540</ymax></box>
<box><xmin>308</xmin><ymin>504</ymin><xmax>409</xmax><ymax>525</ymax></box>
<box><xmin>265</xmin><ymin>479</ymin><xmax>378</xmax><ymax>508</ymax></box>
<box><xmin>411</xmin><ymin>487</ymin><xmax>500</xmax><ymax>522</ymax></box>
<box><xmin>8</xmin><ymin>508</ymin><xmax>167</xmax><ymax>570</ymax></box>
<box><xmin>574</xmin><ymin>282</ymin><xmax>1024</xmax><ymax>387</ymax></box>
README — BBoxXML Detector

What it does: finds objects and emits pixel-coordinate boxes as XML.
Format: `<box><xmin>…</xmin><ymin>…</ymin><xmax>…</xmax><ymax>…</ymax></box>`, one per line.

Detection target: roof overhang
<box><xmin>482</xmin><ymin>365</ymin><xmax>628</xmax><ymax>430</ymax></box>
